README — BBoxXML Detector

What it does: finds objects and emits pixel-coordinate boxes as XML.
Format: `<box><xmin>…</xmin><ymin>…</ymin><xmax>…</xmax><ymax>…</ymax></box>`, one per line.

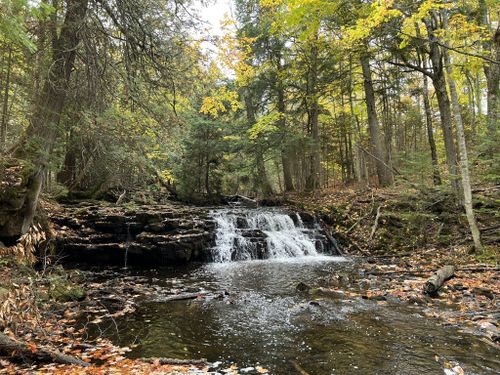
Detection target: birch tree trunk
<box><xmin>442</xmin><ymin>27</ymin><xmax>482</xmax><ymax>251</ymax></box>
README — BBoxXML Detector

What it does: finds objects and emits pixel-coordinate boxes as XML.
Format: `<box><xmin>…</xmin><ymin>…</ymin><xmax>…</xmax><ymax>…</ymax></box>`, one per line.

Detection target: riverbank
<box><xmin>0</xmin><ymin>186</ymin><xmax>498</xmax><ymax>373</ymax></box>
<box><xmin>0</xmin><ymin>255</ymin><xmax>214</xmax><ymax>374</ymax></box>
<box><xmin>287</xmin><ymin>185</ymin><xmax>499</xmax><ymax>347</ymax></box>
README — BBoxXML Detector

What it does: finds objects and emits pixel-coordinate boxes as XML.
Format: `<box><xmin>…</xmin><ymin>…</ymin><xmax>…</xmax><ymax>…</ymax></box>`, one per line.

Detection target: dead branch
<box><xmin>0</xmin><ymin>332</ymin><xmax>89</xmax><ymax>367</ymax></box>
<box><xmin>139</xmin><ymin>357</ymin><xmax>208</xmax><ymax>365</ymax></box>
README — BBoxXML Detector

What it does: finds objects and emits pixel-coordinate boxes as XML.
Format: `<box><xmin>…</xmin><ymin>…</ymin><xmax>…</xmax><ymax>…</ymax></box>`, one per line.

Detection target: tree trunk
<box><xmin>421</xmin><ymin>69</ymin><xmax>442</xmax><ymax>185</ymax></box>
<box><xmin>381</xmin><ymin>85</ymin><xmax>393</xmax><ymax>170</ymax></box>
<box><xmin>485</xmin><ymin>24</ymin><xmax>500</xmax><ymax>138</ymax></box>
<box><xmin>465</xmin><ymin>71</ymin><xmax>476</xmax><ymax>135</ymax></box>
<box><xmin>244</xmin><ymin>90</ymin><xmax>273</xmax><ymax>197</ymax></box>
<box><xmin>255</xmin><ymin>151</ymin><xmax>273</xmax><ymax>196</ymax></box>
<box><xmin>443</xmin><ymin>25</ymin><xmax>482</xmax><ymax>251</ymax></box>
<box><xmin>2</xmin><ymin>0</ymin><xmax>89</xmax><ymax>238</ymax></box>
<box><xmin>57</xmin><ymin>135</ymin><xmax>77</xmax><ymax>186</ymax></box>
<box><xmin>276</xmin><ymin>58</ymin><xmax>294</xmax><ymax>192</ymax></box>
<box><xmin>305</xmin><ymin>39</ymin><xmax>321</xmax><ymax>191</ymax></box>
<box><xmin>0</xmin><ymin>332</ymin><xmax>89</xmax><ymax>367</ymax></box>
<box><xmin>474</xmin><ymin>72</ymin><xmax>482</xmax><ymax>121</ymax></box>
<box><xmin>0</xmin><ymin>45</ymin><xmax>12</xmax><ymax>154</ymax></box>
<box><xmin>348</xmin><ymin>57</ymin><xmax>366</xmax><ymax>184</ymax></box>
<box><xmin>205</xmin><ymin>157</ymin><xmax>211</xmax><ymax>196</ymax></box>
<box><xmin>360</xmin><ymin>52</ymin><xmax>393</xmax><ymax>187</ymax></box>
<box><xmin>425</xmin><ymin>17</ymin><xmax>460</xmax><ymax>193</ymax></box>
<box><xmin>478</xmin><ymin>0</ymin><xmax>500</xmax><ymax>138</ymax></box>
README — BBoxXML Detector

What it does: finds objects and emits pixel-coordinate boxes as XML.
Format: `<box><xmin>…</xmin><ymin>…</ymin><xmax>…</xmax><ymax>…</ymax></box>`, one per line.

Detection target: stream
<box><xmin>87</xmin><ymin>208</ymin><xmax>499</xmax><ymax>374</ymax></box>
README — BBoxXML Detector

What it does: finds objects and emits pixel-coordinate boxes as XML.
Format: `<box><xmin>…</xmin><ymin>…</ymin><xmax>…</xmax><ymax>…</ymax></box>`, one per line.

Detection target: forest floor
<box><xmin>0</xmin><ymin>184</ymin><xmax>498</xmax><ymax>373</ymax></box>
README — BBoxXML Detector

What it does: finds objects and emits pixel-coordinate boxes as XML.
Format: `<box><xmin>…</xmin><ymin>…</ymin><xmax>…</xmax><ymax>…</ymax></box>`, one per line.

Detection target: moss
<box><xmin>48</xmin><ymin>275</ymin><xmax>86</xmax><ymax>302</ymax></box>
<box><xmin>473</xmin><ymin>246</ymin><xmax>499</xmax><ymax>266</ymax></box>
<box><xmin>123</xmin><ymin>202</ymin><xmax>139</xmax><ymax>213</ymax></box>
<box><xmin>47</xmin><ymin>267</ymin><xmax>87</xmax><ymax>302</ymax></box>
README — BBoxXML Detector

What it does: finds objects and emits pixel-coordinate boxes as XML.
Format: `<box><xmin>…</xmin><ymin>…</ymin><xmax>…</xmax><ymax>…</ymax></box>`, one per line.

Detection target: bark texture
<box><xmin>421</xmin><ymin>70</ymin><xmax>442</xmax><ymax>185</ymax></box>
<box><xmin>423</xmin><ymin>265</ymin><xmax>455</xmax><ymax>295</ymax></box>
<box><xmin>424</xmin><ymin>17</ymin><xmax>460</xmax><ymax>192</ymax></box>
<box><xmin>360</xmin><ymin>52</ymin><xmax>393</xmax><ymax>187</ymax></box>
<box><xmin>442</xmin><ymin>26</ymin><xmax>482</xmax><ymax>251</ymax></box>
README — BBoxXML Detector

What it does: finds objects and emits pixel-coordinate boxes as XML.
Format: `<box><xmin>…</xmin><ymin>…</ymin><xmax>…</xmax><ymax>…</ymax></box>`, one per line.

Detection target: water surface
<box><xmin>100</xmin><ymin>257</ymin><xmax>499</xmax><ymax>374</ymax></box>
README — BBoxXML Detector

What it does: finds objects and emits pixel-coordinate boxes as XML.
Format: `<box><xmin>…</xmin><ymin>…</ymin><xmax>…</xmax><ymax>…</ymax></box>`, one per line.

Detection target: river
<box><xmin>88</xmin><ymin>208</ymin><xmax>499</xmax><ymax>374</ymax></box>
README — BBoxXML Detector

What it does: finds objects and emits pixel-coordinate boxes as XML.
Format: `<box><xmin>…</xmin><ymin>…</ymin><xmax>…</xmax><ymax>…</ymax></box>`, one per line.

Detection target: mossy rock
<box><xmin>48</xmin><ymin>275</ymin><xmax>86</xmax><ymax>302</ymax></box>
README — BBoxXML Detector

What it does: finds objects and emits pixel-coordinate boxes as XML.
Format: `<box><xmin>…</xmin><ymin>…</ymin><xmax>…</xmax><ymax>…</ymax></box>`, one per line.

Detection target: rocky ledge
<box><xmin>50</xmin><ymin>200</ymin><xmax>341</xmax><ymax>267</ymax></box>
<box><xmin>50</xmin><ymin>201</ymin><xmax>215</xmax><ymax>266</ymax></box>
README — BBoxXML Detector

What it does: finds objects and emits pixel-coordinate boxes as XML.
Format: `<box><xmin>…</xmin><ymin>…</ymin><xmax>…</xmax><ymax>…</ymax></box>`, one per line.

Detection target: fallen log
<box><xmin>160</xmin><ymin>291</ymin><xmax>226</xmax><ymax>302</ymax></box>
<box><xmin>458</xmin><ymin>267</ymin><xmax>500</xmax><ymax>273</ymax></box>
<box><xmin>319</xmin><ymin>219</ymin><xmax>343</xmax><ymax>255</ymax></box>
<box><xmin>0</xmin><ymin>332</ymin><xmax>89</xmax><ymax>367</ymax></box>
<box><xmin>423</xmin><ymin>265</ymin><xmax>455</xmax><ymax>296</ymax></box>
<box><xmin>139</xmin><ymin>357</ymin><xmax>208</xmax><ymax>365</ymax></box>
<box><xmin>161</xmin><ymin>292</ymin><xmax>208</xmax><ymax>302</ymax></box>
<box><xmin>366</xmin><ymin>252</ymin><xmax>413</xmax><ymax>259</ymax></box>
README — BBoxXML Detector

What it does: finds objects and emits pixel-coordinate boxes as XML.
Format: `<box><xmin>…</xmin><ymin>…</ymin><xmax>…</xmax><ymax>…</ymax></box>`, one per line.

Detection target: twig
<box><xmin>424</xmin><ymin>198</ymin><xmax>446</xmax><ymax>210</ymax></box>
<box><xmin>358</xmin><ymin>145</ymin><xmax>403</xmax><ymax>177</ymax></box>
<box><xmin>160</xmin><ymin>291</ymin><xmax>225</xmax><ymax>302</ymax></box>
<box><xmin>319</xmin><ymin>219</ymin><xmax>344</xmax><ymax>256</ymax></box>
<box><xmin>369</xmin><ymin>206</ymin><xmax>382</xmax><ymax>241</ymax></box>
<box><xmin>290</xmin><ymin>360</ymin><xmax>310</xmax><ymax>375</ymax></box>
<box><xmin>115</xmin><ymin>190</ymin><xmax>126</xmax><ymax>205</ymax></box>
<box><xmin>366</xmin><ymin>252</ymin><xmax>413</xmax><ymax>259</ymax></box>
<box><xmin>349</xmin><ymin>238</ymin><xmax>370</xmax><ymax>255</ymax></box>
<box><xmin>346</xmin><ymin>193</ymin><xmax>375</xmax><ymax>234</ymax></box>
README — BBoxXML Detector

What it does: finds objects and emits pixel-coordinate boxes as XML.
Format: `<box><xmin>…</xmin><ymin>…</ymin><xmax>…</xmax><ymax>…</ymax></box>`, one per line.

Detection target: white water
<box><xmin>211</xmin><ymin>209</ymin><xmax>323</xmax><ymax>262</ymax></box>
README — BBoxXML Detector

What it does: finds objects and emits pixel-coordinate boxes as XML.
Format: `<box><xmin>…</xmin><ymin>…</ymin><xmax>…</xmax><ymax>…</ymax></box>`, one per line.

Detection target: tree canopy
<box><xmin>0</xmin><ymin>0</ymin><xmax>498</xmax><ymax>249</ymax></box>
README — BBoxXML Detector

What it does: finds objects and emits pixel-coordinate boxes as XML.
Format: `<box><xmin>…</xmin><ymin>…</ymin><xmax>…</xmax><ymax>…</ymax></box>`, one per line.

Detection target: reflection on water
<box><xmin>99</xmin><ymin>257</ymin><xmax>499</xmax><ymax>374</ymax></box>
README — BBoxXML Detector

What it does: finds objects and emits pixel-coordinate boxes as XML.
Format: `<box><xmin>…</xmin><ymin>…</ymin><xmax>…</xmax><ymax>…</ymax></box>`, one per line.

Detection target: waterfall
<box><xmin>123</xmin><ymin>222</ymin><xmax>131</xmax><ymax>269</ymax></box>
<box><xmin>210</xmin><ymin>209</ymin><xmax>329</xmax><ymax>262</ymax></box>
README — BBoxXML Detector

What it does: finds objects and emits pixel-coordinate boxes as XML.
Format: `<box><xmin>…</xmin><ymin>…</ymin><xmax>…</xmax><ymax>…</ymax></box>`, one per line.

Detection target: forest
<box><xmin>0</xmin><ymin>0</ymin><xmax>499</xmax><ymax>374</ymax></box>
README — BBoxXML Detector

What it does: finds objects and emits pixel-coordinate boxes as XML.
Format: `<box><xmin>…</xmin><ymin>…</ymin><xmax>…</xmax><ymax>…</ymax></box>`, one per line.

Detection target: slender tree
<box><xmin>360</xmin><ymin>51</ymin><xmax>393</xmax><ymax>187</ymax></box>
<box><xmin>443</xmin><ymin>15</ymin><xmax>482</xmax><ymax>251</ymax></box>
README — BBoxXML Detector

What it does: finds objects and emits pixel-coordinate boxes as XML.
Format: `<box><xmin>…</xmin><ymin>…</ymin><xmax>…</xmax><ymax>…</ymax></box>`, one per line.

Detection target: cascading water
<box><xmin>210</xmin><ymin>208</ymin><xmax>329</xmax><ymax>262</ymax></box>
